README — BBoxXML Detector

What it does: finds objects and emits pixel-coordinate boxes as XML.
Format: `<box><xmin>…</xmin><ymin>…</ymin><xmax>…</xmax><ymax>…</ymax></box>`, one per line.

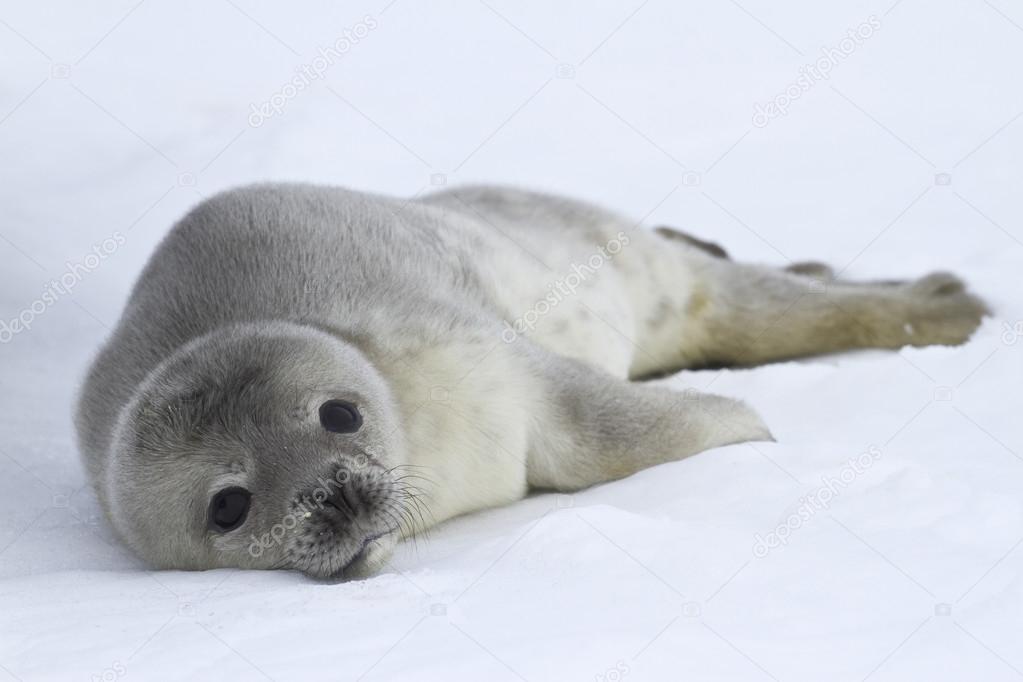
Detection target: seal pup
<box><xmin>75</xmin><ymin>183</ymin><xmax>988</xmax><ymax>578</ymax></box>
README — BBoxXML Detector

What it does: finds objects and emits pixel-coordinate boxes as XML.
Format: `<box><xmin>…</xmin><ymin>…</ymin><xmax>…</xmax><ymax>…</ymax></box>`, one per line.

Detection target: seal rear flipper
<box><xmin>654</xmin><ymin>225</ymin><xmax>730</xmax><ymax>260</ymax></box>
<box><xmin>519</xmin><ymin>346</ymin><xmax>772</xmax><ymax>491</ymax></box>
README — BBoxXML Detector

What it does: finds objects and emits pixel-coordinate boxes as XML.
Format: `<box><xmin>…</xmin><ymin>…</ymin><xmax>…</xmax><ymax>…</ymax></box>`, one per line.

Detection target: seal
<box><xmin>75</xmin><ymin>183</ymin><xmax>988</xmax><ymax>578</ymax></box>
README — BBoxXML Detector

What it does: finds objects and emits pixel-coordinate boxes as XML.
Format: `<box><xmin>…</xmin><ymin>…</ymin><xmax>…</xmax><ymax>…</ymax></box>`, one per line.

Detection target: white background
<box><xmin>1</xmin><ymin>1</ymin><xmax>1022</xmax><ymax>680</ymax></box>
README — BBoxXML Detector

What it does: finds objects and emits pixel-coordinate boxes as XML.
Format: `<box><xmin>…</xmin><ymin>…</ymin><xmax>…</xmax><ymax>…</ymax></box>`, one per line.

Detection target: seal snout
<box><xmin>322</xmin><ymin>483</ymin><xmax>364</xmax><ymax>519</ymax></box>
<box><xmin>282</xmin><ymin>463</ymin><xmax>402</xmax><ymax>579</ymax></box>
<box><xmin>297</xmin><ymin>461</ymin><xmax>391</xmax><ymax>533</ymax></box>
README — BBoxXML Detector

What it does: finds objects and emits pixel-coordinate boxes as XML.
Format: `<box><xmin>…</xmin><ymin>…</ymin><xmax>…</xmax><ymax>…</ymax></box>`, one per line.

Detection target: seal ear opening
<box><xmin>131</xmin><ymin>361</ymin><xmax>265</xmax><ymax>441</ymax></box>
<box><xmin>132</xmin><ymin>385</ymin><xmax>212</xmax><ymax>444</ymax></box>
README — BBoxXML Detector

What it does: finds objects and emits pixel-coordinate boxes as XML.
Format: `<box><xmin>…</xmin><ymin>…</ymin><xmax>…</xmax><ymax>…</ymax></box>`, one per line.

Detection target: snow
<box><xmin>2</xmin><ymin>0</ymin><xmax>1022</xmax><ymax>680</ymax></box>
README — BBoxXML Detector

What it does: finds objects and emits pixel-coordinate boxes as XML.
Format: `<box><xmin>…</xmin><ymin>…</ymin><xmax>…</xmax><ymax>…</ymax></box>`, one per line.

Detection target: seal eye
<box><xmin>319</xmin><ymin>400</ymin><xmax>362</xmax><ymax>434</ymax></box>
<box><xmin>209</xmin><ymin>487</ymin><xmax>251</xmax><ymax>532</ymax></box>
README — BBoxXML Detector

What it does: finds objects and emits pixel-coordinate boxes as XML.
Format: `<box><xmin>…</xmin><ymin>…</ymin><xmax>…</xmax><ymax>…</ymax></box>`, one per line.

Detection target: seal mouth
<box><xmin>328</xmin><ymin>531</ymin><xmax>389</xmax><ymax>580</ymax></box>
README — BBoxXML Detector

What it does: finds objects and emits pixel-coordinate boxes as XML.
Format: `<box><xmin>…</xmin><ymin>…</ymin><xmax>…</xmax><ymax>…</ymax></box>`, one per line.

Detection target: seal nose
<box><xmin>323</xmin><ymin>484</ymin><xmax>363</xmax><ymax>518</ymax></box>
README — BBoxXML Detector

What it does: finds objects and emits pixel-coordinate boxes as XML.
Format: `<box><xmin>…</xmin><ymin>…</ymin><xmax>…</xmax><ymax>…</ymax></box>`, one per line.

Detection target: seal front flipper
<box><xmin>520</xmin><ymin>345</ymin><xmax>773</xmax><ymax>492</ymax></box>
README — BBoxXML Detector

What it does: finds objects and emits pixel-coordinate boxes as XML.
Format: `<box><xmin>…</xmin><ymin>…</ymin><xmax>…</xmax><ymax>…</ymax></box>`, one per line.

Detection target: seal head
<box><xmin>104</xmin><ymin>321</ymin><xmax>413</xmax><ymax>579</ymax></box>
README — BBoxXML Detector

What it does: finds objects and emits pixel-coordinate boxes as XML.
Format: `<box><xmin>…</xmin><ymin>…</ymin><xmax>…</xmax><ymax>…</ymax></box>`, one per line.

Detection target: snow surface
<box><xmin>1</xmin><ymin>1</ymin><xmax>1022</xmax><ymax>680</ymax></box>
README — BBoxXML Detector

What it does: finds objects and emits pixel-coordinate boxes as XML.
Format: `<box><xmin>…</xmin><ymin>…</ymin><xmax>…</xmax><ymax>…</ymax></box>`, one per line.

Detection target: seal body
<box><xmin>76</xmin><ymin>183</ymin><xmax>986</xmax><ymax>578</ymax></box>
